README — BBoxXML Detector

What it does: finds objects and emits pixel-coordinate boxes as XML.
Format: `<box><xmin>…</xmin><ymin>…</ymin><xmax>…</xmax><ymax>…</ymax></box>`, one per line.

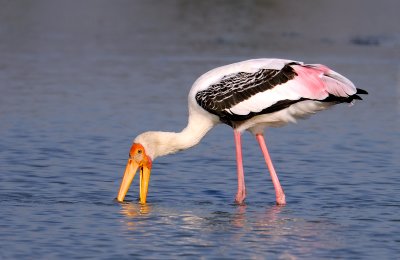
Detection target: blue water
<box><xmin>1</xmin><ymin>1</ymin><xmax>399</xmax><ymax>259</ymax></box>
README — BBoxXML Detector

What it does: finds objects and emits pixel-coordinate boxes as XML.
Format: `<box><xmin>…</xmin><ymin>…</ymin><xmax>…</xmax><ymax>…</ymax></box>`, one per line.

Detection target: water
<box><xmin>1</xmin><ymin>0</ymin><xmax>399</xmax><ymax>259</ymax></box>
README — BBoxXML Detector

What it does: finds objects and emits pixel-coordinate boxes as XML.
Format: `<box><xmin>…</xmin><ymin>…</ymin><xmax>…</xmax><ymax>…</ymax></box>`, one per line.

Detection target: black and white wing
<box><xmin>194</xmin><ymin>60</ymin><xmax>366</xmax><ymax>127</ymax></box>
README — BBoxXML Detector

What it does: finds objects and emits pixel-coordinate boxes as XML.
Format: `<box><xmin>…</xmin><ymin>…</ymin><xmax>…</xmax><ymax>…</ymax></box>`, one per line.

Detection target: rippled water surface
<box><xmin>1</xmin><ymin>1</ymin><xmax>399</xmax><ymax>259</ymax></box>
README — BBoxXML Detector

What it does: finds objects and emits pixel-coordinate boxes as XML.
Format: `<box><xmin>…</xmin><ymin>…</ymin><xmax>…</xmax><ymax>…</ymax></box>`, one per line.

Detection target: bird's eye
<box><xmin>137</xmin><ymin>149</ymin><xmax>142</xmax><ymax>154</ymax></box>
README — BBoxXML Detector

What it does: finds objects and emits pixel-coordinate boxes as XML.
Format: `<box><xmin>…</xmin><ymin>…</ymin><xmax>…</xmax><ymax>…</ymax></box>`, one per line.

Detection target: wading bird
<box><xmin>116</xmin><ymin>58</ymin><xmax>367</xmax><ymax>205</ymax></box>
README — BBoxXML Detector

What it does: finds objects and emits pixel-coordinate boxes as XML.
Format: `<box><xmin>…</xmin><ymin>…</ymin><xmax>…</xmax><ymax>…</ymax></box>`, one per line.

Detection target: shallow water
<box><xmin>1</xmin><ymin>0</ymin><xmax>399</xmax><ymax>259</ymax></box>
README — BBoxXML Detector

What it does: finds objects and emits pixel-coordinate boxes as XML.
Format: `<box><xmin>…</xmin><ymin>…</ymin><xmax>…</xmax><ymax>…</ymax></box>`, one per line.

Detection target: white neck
<box><xmin>134</xmin><ymin>111</ymin><xmax>217</xmax><ymax>160</ymax></box>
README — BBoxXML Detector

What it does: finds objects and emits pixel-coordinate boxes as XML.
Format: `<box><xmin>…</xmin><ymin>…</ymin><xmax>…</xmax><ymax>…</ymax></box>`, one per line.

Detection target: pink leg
<box><xmin>234</xmin><ymin>130</ymin><xmax>246</xmax><ymax>204</ymax></box>
<box><xmin>256</xmin><ymin>133</ymin><xmax>286</xmax><ymax>205</ymax></box>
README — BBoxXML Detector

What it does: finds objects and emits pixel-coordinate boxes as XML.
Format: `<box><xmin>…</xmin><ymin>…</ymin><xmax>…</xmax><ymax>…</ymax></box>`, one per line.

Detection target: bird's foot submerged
<box><xmin>275</xmin><ymin>193</ymin><xmax>286</xmax><ymax>206</ymax></box>
<box><xmin>235</xmin><ymin>194</ymin><xmax>286</xmax><ymax>205</ymax></box>
<box><xmin>235</xmin><ymin>190</ymin><xmax>246</xmax><ymax>205</ymax></box>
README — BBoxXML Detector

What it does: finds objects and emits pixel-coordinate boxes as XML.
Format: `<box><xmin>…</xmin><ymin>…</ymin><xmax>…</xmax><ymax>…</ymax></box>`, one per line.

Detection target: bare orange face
<box><xmin>117</xmin><ymin>143</ymin><xmax>152</xmax><ymax>203</ymax></box>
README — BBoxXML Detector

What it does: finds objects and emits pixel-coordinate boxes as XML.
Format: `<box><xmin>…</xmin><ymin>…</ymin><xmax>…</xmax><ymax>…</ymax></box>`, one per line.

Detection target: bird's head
<box><xmin>116</xmin><ymin>131</ymin><xmax>187</xmax><ymax>203</ymax></box>
<box><xmin>117</xmin><ymin>143</ymin><xmax>153</xmax><ymax>203</ymax></box>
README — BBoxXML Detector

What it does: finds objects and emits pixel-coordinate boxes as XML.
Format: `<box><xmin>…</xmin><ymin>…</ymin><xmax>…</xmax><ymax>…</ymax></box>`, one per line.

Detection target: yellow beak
<box><xmin>117</xmin><ymin>159</ymin><xmax>151</xmax><ymax>204</ymax></box>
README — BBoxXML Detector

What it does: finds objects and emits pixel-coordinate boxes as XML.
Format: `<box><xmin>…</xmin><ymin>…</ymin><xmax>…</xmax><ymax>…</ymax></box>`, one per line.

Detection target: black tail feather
<box><xmin>323</xmin><ymin>88</ymin><xmax>367</xmax><ymax>103</ymax></box>
<box><xmin>356</xmin><ymin>88</ymin><xmax>368</xmax><ymax>95</ymax></box>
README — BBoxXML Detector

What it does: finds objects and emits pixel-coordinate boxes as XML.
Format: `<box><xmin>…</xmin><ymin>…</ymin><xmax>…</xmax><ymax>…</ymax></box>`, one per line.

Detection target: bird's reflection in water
<box><xmin>206</xmin><ymin>204</ymin><xmax>339</xmax><ymax>258</ymax></box>
<box><xmin>119</xmin><ymin>201</ymin><xmax>339</xmax><ymax>257</ymax></box>
<box><xmin>231</xmin><ymin>204</ymin><xmax>247</xmax><ymax>228</ymax></box>
<box><xmin>232</xmin><ymin>204</ymin><xmax>284</xmax><ymax>228</ymax></box>
<box><xmin>120</xmin><ymin>202</ymin><xmax>152</xmax><ymax>216</ymax></box>
<box><xmin>228</xmin><ymin>204</ymin><xmax>285</xmax><ymax>245</ymax></box>
<box><xmin>119</xmin><ymin>202</ymin><xmax>152</xmax><ymax>231</ymax></box>
<box><xmin>119</xmin><ymin>201</ymin><xmax>286</xmax><ymax>234</ymax></box>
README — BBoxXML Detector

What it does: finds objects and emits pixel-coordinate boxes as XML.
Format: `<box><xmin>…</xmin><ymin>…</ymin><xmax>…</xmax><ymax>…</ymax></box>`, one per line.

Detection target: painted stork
<box><xmin>116</xmin><ymin>58</ymin><xmax>367</xmax><ymax>205</ymax></box>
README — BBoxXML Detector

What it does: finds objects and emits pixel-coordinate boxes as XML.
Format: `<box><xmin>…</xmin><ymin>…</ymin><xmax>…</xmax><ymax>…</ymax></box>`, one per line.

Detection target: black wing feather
<box><xmin>195</xmin><ymin>63</ymin><xmax>299</xmax><ymax>125</ymax></box>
